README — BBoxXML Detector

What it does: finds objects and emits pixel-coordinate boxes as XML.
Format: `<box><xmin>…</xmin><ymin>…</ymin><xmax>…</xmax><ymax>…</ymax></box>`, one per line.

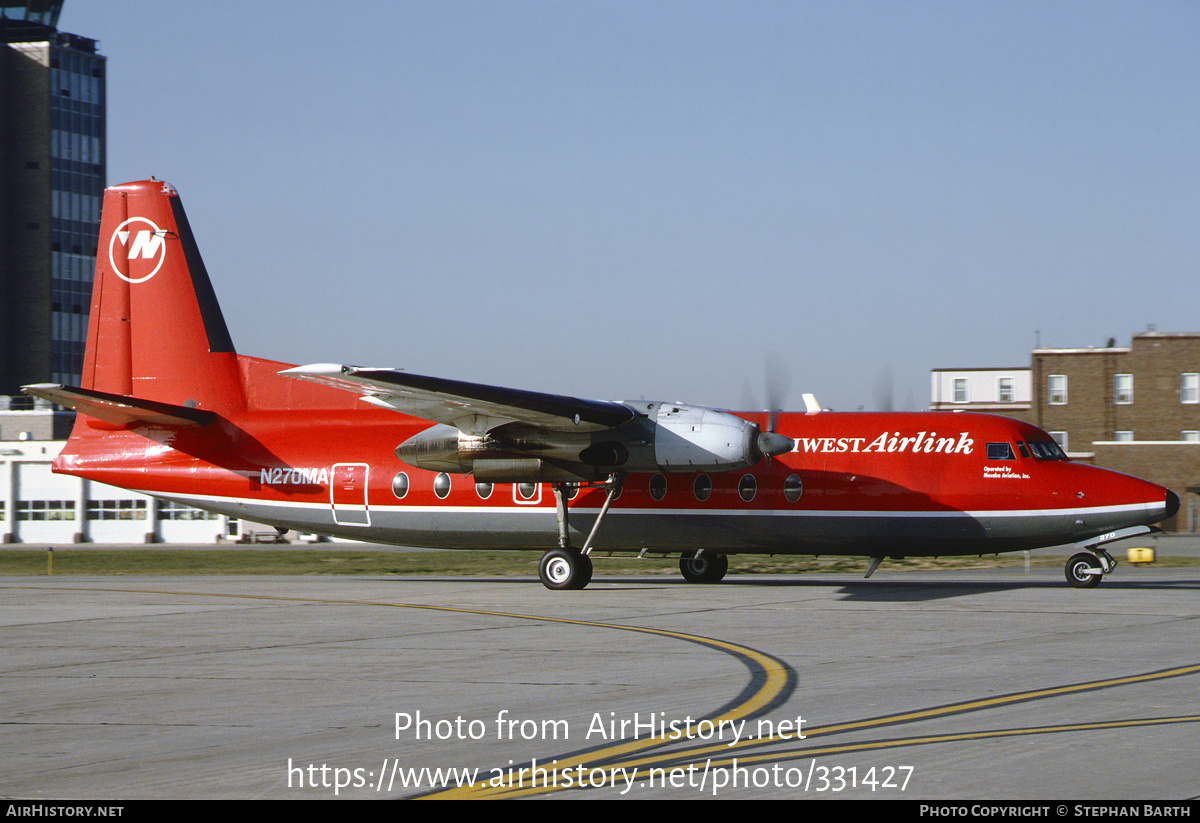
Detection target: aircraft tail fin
<box><xmin>78</xmin><ymin>179</ymin><xmax>244</xmax><ymax>415</ymax></box>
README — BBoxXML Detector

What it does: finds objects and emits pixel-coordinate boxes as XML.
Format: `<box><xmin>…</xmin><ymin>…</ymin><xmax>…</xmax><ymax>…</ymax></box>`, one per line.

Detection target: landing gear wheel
<box><xmin>1065</xmin><ymin>552</ymin><xmax>1103</xmax><ymax>589</ymax></box>
<box><xmin>679</xmin><ymin>553</ymin><xmax>729</xmax><ymax>584</ymax></box>
<box><xmin>539</xmin><ymin>549</ymin><xmax>592</xmax><ymax>591</ymax></box>
<box><xmin>574</xmin><ymin>553</ymin><xmax>593</xmax><ymax>589</ymax></box>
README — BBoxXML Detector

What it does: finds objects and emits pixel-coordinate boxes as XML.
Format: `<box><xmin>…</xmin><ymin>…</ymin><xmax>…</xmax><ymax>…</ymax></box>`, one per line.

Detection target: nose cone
<box><xmin>1166</xmin><ymin>489</ymin><xmax>1181</xmax><ymax>520</ymax></box>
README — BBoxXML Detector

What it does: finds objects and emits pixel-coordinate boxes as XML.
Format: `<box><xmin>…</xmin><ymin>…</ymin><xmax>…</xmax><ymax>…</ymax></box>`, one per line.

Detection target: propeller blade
<box><xmin>874</xmin><ymin>365</ymin><xmax>894</xmax><ymax>412</ymax></box>
<box><xmin>764</xmin><ymin>350</ymin><xmax>791</xmax><ymax>432</ymax></box>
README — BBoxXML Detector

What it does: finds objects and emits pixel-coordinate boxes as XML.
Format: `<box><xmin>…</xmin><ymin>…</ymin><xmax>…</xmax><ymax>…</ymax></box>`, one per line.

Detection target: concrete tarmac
<box><xmin>2</xmin><ymin>565</ymin><xmax>1197</xmax><ymax>800</ymax></box>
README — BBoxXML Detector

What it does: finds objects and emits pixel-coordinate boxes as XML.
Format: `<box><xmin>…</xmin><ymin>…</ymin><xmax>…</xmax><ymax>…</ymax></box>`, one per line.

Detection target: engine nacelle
<box><xmin>648</xmin><ymin>403</ymin><xmax>763</xmax><ymax>471</ymax></box>
<box><xmin>393</xmin><ymin>402</ymin><xmax>792</xmax><ymax>480</ymax></box>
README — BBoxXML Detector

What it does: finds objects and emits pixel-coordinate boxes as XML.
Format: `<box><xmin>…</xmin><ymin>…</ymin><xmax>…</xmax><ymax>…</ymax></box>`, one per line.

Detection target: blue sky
<box><xmin>63</xmin><ymin>1</ymin><xmax>1199</xmax><ymax>411</ymax></box>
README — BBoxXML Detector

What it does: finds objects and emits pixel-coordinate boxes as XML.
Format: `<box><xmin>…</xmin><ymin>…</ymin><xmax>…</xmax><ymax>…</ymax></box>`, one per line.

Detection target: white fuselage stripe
<box><xmin>143</xmin><ymin>490</ymin><xmax>1164</xmax><ymax>520</ymax></box>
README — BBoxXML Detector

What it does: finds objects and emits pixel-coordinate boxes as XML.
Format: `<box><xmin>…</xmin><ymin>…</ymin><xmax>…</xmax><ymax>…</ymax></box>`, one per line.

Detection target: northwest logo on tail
<box><xmin>109</xmin><ymin>217</ymin><xmax>167</xmax><ymax>283</ymax></box>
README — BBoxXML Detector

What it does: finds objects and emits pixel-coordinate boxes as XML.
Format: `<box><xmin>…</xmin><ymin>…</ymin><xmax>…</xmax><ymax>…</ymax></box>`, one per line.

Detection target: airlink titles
<box><xmin>793</xmin><ymin>432</ymin><xmax>974</xmax><ymax>455</ymax></box>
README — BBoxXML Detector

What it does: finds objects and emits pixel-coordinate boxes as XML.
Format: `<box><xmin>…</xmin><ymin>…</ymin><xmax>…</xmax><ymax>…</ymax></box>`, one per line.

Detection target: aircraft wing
<box><xmin>281</xmin><ymin>364</ymin><xmax>636</xmax><ymax>435</ymax></box>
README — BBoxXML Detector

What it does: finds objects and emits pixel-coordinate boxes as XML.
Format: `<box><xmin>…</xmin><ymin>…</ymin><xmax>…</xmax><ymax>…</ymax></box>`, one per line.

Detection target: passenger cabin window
<box><xmin>783</xmin><ymin>474</ymin><xmax>803</xmax><ymax>503</ymax></box>
<box><xmin>738</xmin><ymin>474</ymin><xmax>757</xmax><ymax>502</ymax></box>
<box><xmin>649</xmin><ymin>474</ymin><xmax>667</xmax><ymax>501</ymax></box>
<box><xmin>986</xmin><ymin>443</ymin><xmax>1015</xmax><ymax>460</ymax></box>
<box><xmin>693</xmin><ymin>474</ymin><xmax>712</xmax><ymax>502</ymax></box>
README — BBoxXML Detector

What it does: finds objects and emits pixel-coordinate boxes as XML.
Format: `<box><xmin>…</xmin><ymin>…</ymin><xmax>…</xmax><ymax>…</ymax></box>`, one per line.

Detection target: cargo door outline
<box><xmin>331</xmin><ymin>462</ymin><xmax>371</xmax><ymax>526</ymax></box>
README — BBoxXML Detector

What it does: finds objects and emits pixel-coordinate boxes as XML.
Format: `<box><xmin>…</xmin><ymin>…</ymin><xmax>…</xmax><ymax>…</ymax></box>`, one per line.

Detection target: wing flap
<box><xmin>281</xmin><ymin>364</ymin><xmax>634</xmax><ymax>435</ymax></box>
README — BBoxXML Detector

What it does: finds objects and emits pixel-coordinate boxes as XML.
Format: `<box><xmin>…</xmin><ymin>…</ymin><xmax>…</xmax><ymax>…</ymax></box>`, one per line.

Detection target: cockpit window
<box><xmin>1027</xmin><ymin>440</ymin><xmax>1066</xmax><ymax>460</ymax></box>
<box><xmin>986</xmin><ymin>443</ymin><xmax>1015</xmax><ymax>460</ymax></box>
<box><xmin>1015</xmin><ymin>441</ymin><xmax>1030</xmax><ymax>459</ymax></box>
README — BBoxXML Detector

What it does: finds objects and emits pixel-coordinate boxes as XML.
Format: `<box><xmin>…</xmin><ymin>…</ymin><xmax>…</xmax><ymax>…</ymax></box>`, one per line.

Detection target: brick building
<box><xmin>934</xmin><ymin>331</ymin><xmax>1200</xmax><ymax>531</ymax></box>
<box><xmin>1031</xmin><ymin>332</ymin><xmax>1200</xmax><ymax>452</ymax></box>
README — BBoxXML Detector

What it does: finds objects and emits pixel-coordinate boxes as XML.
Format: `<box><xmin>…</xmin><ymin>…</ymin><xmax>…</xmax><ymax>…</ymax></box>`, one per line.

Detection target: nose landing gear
<box><xmin>1064</xmin><ymin>548</ymin><xmax>1117</xmax><ymax>589</ymax></box>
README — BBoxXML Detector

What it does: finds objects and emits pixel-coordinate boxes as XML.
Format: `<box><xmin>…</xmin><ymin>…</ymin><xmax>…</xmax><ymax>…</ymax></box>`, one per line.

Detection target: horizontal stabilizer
<box><xmin>22</xmin><ymin>384</ymin><xmax>216</xmax><ymax>428</ymax></box>
<box><xmin>281</xmin><ymin>364</ymin><xmax>635</xmax><ymax>435</ymax></box>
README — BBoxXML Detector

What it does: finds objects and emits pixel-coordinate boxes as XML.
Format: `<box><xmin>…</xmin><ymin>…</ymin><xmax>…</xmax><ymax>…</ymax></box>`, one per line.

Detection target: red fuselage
<box><xmin>53</xmin><ymin>355</ymin><xmax>1175</xmax><ymax>557</ymax></box>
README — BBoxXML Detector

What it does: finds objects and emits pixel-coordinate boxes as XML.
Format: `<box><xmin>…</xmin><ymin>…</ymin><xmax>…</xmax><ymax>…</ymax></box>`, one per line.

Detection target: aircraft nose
<box><xmin>1166</xmin><ymin>489</ymin><xmax>1180</xmax><ymax>520</ymax></box>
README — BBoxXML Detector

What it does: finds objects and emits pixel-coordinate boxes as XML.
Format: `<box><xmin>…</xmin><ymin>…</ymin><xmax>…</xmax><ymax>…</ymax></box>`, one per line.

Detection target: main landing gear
<box><xmin>679</xmin><ymin>552</ymin><xmax>729</xmax><ymax>584</ymax></box>
<box><xmin>537</xmin><ymin>473</ymin><xmax>624</xmax><ymax>591</ymax></box>
<box><xmin>1064</xmin><ymin>549</ymin><xmax>1116</xmax><ymax>589</ymax></box>
<box><xmin>539</xmin><ymin>548</ymin><xmax>593</xmax><ymax>590</ymax></box>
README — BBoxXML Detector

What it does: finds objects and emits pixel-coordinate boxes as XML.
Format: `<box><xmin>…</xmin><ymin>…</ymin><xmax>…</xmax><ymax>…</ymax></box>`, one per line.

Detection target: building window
<box><xmin>159</xmin><ymin>501</ymin><xmax>219</xmax><ymax>520</ymax></box>
<box><xmin>1049</xmin><ymin>431</ymin><xmax>1068</xmax><ymax>452</ymax></box>
<box><xmin>19</xmin><ymin>500</ymin><xmax>76</xmax><ymax>521</ymax></box>
<box><xmin>998</xmin><ymin>378</ymin><xmax>1013</xmax><ymax>403</ymax></box>
<box><xmin>1113</xmin><ymin>374</ymin><xmax>1133</xmax><ymax>405</ymax></box>
<box><xmin>1048</xmin><ymin>375</ymin><xmax>1067</xmax><ymax>405</ymax></box>
<box><xmin>86</xmin><ymin>500</ymin><xmax>146</xmax><ymax>520</ymax></box>
<box><xmin>953</xmin><ymin>378</ymin><xmax>968</xmax><ymax>403</ymax></box>
<box><xmin>1113</xmin><ymin>431</ymin><xmax>1134</xmax><ymax>442</ymax></box>
<box><xmin>1182</xmin><ymin>431</ymin><xmax>1200</xmax><ymax>442</ymax></box>
<box><xmin>1182</xmin><ymin>374</ymin><xmax>1199</xmax><ymax>404</ymax></box>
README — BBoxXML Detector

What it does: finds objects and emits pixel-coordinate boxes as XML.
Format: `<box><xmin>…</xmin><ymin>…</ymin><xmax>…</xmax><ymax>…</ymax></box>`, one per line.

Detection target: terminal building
<box><xmin>933</xmin><ymin>330</ymin><xmax>1200</xmax><ymax>532</ymax></box>
<box><xmin>1</xmin><ymin>398</ymin><xmax>235</xmax><ymax>543</ymax></box>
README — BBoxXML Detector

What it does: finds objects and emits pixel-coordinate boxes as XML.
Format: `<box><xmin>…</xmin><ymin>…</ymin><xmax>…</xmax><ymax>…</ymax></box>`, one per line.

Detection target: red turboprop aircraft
<box><xmin>25</xmin><ymin>179</ymin><xmax>1179</xmax><ymax>590</ymax></box>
